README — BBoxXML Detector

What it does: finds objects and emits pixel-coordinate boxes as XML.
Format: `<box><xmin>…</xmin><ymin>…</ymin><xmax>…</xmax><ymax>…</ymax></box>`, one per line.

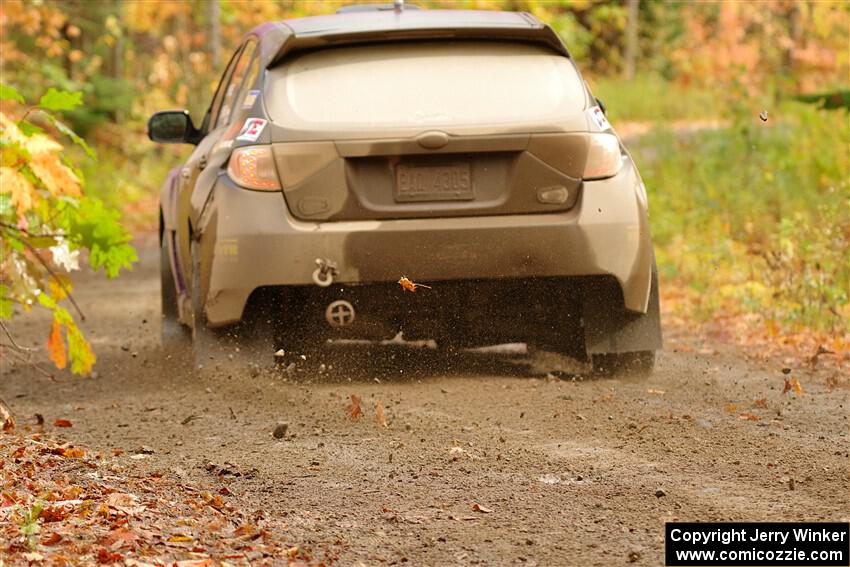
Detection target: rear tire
<box><xmin>190</xmin><ymin>241</ymin><xmax>277</xmax><ymax>373</ymax></box>
<box><xmin>160</xmin><ymin>234</ymin><xmax>190</xmax><ymax>349</ymax></box>
<box><xmin>591</xmin><ymin>350</ymin><xmax>655</xmax><ymax>378</ymax></box>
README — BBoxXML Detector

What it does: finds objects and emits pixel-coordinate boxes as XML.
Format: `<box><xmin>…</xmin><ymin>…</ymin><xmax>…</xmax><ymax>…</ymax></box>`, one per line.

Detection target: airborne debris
<box><xmin>347</xmin><ymin>394</ymin><xmax>362</xmax><ymax>419</ymax></box>
<box><xmin>375</xmin><ymin>401</ymin><xmax>388</xmax><ymax>428</ymax></box>
<box><xmin>808</xmin><ymin>345</ymin><xmax>835</xmax><ymax>367</ymax></box>
<box><xmin>782</xmin><ymin>377</ymin><xmax>803</xmax><ymax>396</ymax></box>
<box><xmin>273</xmin><ymin>422</ymin><xmax>289</xmax><ymax>439</ymax></box>
<box><xmin>1</xmin><ymin>400</ymin><xmax>14</xmax><ymax>432</ymax></box>
<box><xmin>398</xmin><ymin>276</ymin><xmax>432</xmax><ymax>293</ymax></box>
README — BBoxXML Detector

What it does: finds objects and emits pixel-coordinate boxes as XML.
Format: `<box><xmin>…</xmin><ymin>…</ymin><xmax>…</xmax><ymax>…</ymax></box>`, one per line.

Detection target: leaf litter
<box><xmin>0</xmin><ymin>433</ymin><xmax>330</xmax><ymax>564</ymax></box>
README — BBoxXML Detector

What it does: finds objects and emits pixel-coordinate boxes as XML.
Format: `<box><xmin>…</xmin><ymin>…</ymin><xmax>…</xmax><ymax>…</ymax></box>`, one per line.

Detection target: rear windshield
<box><xmin>265</xmin><ymin>41</ymin><xmax>586</xmax><ymax>131</ymax></box>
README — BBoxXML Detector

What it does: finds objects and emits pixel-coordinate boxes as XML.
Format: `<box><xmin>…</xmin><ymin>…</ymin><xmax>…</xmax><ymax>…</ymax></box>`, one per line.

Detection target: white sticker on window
<box><xmin>236</xmin><ymin>118</ymin><xmax>267</xmax><ymax>142</ymax></box>
<box><xmin>587</xmin><ymin>106</ymin><xmax>611</xmax><ymax>131</ymax></box>
<box><xmin>242</xmin><ymin>90</ymin><xmax>260</xmax><ymax>109</ymax></box>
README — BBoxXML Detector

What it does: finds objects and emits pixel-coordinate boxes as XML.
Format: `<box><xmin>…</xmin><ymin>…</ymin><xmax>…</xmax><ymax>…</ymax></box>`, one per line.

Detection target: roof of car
<box><xmin>279</xmin><ymin>9</ymin><xmax>543</xmax><ymax>37</ymax></box>
<box><xmin>255</xmin><ymin>8</ymin><xmax>567</xmax><ymax>68</ymax></box>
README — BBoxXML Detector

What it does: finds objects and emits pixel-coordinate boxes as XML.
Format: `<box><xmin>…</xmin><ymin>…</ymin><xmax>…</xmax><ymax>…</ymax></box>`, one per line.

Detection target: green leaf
<box><xmin>0</xmin><ymin>285</ymin><xmax>12</xmax><ymax>319</ymax></box>
<box><xmin>0</xmin><ymin>84</ymin><xmax>24</xmax><ymax>103</ymax></box>
<box><xmin>37</xmin><ymin>293</ymin><xmax>57</xmax><ymax>310</ymax></box>
<box><xmin>0</xmin><ymin>139</ymin><xmax>31</xmax><ymax>165</ymax></box>
<box><xmin>27</xmin><ymin>236</ymin><xmax>59</xmax><ymax>249</ymax></box>
<box><xmin>39</xmin><ymin>88</ymin><xmax>83</xmax><ymax>112</ymax></box>
<box><xmin>44</xmin><ymin>114</ymin><xmax>96</xmax><ymax>159</ymax></box>
<box><xmin>18</xmin><ymin>122</ymin><xmax>45</xmax><ymax>137</ymax></box>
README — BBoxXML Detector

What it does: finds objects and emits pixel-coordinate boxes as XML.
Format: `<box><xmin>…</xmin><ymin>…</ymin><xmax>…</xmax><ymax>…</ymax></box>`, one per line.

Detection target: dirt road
<box><xmin>3</xmin><ymin>237</ymin><xmax>848</xmax><ymax>566</ymax></box>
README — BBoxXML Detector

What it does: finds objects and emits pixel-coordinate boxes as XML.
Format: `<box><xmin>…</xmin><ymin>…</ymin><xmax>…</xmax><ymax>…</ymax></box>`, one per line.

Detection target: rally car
<box><xmin>149</xmin><ymin>4</ymin><xmax>662</xmax><ymax>375</ymax></box>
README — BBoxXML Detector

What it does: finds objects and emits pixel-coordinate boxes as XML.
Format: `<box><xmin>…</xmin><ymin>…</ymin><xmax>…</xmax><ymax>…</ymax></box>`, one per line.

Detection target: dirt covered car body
<box><xmin>150</xmin><ymin>7</ymin><xmax>662</xmax><ymax>373</ymax></box>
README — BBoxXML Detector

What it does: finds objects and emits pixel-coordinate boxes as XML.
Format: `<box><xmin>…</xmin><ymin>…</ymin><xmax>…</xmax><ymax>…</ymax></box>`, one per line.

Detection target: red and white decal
<box><xmin>587</xmin><ymin>106</ymin><xmax>611</xmax><ymax>131</ymax></box>
<box><xmin>236</xmin><ymin>118</ymin><xmax>267</xmax><ymax>142</ymax></box>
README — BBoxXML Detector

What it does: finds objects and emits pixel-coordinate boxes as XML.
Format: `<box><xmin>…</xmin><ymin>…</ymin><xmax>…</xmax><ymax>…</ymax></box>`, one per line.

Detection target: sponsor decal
<box><xmin>242</xmin><ymin>89</ymin><xmax>260</xmax><ymax>109</ymax></box>
<box><xmin>235</xmin><ymin>118</ymin><xmax>267</xmax><ymax>142</ymax></box>
<box><xmin>587</xmin><ymin>105</ymin><xmax>611</xmax><ymax>131</ymax></box>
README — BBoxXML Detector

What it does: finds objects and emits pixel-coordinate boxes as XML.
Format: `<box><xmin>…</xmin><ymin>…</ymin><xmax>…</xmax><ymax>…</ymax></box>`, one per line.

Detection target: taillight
<box><xmin>583</xmin><ymin>133</ymin><xmax>622</xmax><ymax>180</ymax></box>
<box><xmin>227</xmin><ymin>146</ymin><xmax>281</xmax><ymax>191</ymax></box>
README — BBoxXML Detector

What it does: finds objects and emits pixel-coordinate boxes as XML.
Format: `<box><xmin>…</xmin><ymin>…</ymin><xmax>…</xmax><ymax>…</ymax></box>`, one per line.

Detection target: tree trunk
<box><xmin>624</xmin><ymin>0</ymin><xmax>640</xmax><ymax>80</ymax></box>
<box><xmin>208</xmin><ymin>0</ymin><xmax>221</xmax><ymax>68</ymax></box>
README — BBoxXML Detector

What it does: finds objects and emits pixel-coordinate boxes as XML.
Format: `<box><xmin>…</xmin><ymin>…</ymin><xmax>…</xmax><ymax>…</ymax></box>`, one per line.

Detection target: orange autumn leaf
<box><xmin>62</xmin><ymin>447</ymin><xmax>85</xmax><ymax>458</ymax></box>
<box><xmin>783</xmin><ymin>377</ymin><xmax>803</xmax><ymax>396</ymax></box>
<box><xmin>41</xmin><ymin>532</ymin><xmax>62</xmax><ymax>546</ymax></box>
<box><xmin>790</xmin><ymin>377</ymin><xmax>803</xmax><ymax>396</ymax></box>
<box><xmin>347</xmin><ymin>394</ymin><xmax>362</xmax><ymax>419</ymax></box>
<box><xmin>53</xmin><ymin>418</ymin><xmax>72</xmax><ymax>428</ymax></box>
<box><xmin>398</xmin><ymin>276</ymin><xmax>432</xmax><ymax>293</ymax></box>
<box><xmin>0</xmin><ymin>401</ymin><xmax>14</xmax><ymax>433</ymax></box>
<box><xmin>47</xmin><ymin>319</ymin><xmax>67</xmax><ymax>369</ymax></box>
<box><xmin>738</xmin><ymin>413</ymin><xmax>760</xmax><ymax>421</ymax></box>
<box><xmin>0</xmin><ymin>166</ymin><xmax>37</xmax><ymax>216</ymax></box>
<box><xmin>48</xmin><ymin>274</ymin><xmax>72</xmax><ymax>301</ymax></box>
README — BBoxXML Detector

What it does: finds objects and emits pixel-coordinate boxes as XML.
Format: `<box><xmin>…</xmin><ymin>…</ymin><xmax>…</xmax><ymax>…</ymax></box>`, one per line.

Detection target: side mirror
<box><xmin>148</xmin><ymin>110</ymin><xmax>201</xmax><ymax>144</ymax></box>
<box><xmin>595</xmin><ymin>96</ymin><xmax>607</xmax><ymax>116</ymax></box>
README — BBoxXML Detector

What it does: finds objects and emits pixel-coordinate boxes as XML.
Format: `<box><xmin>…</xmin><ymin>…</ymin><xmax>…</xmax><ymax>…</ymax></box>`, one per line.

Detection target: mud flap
<box><xmin>582</xmin><ymin>264</ymin><xmax>662</xmax><ymax>355</ymax></box>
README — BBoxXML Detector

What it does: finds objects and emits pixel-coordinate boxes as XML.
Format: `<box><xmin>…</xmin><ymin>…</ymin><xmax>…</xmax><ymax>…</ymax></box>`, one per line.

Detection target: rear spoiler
<box><xmin>267</xmin><ymin>14</ymin><xmax>569</xmax><ymax>68</ymax></box>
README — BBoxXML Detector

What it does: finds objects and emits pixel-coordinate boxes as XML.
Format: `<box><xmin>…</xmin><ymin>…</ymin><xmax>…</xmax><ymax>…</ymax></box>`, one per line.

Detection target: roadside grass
<box><xmin>589</xmin><ymin>74</ymin><xmax>727</xmax><ymax>123</ymax></box>
<box><xmin>632</xmin><ymin>100</ymin><xmax>850</xmax><ymax>337</ymax></box>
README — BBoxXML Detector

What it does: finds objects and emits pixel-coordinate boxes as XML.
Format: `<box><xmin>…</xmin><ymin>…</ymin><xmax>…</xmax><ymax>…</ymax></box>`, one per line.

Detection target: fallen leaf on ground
<box><xmin>97</xmin><ymin>548</ymin><xmax>123</xmax><ymax>563</ymax></box>
<box><xmin>472</xmin><ymin>503</ymin><xmax>493</xmax><ymax>513</ymax></box>
<box><xmin>738</xmin><ymin>413</ymin><xmax>760</xmax><ymax>421</ymax></box>
<box><xmin>54</xmin><ymin>418</ymin><xmax>72</xmax><ymax>428</ymax></box>
<box><xmin>101</xmin><ymin>527</ymin><xmax>138</xmax><ymax>549</ymax></box>
<box><xmin>347</xmin><ymin>395</ymin><xmax>362</xmax><ymax>419</ymax></box>
<box><xmin>61</xmin><ymin>447</ymin><xmax>85</xmax><ymax>458</ymax></box>
<box><xmin>375</xmin><ymin>401</ymin><xmax>387</xmax><ymax>427</ymax></box>
<box><xmin>175</xmin><ymin>559</ymin><xmax>212</xmax><ymax>566</ymax></box>
<box><xmin>725</xmin><ymin>403</ymin><xmax>737</xmax><ymax>413</ymax></box>
<box><xmin>647</xmin><ymin>389</ymin><xmax>666</xmax><ymax>395</ymax></box>
<box><xmin>105</xmin><ymin>492</ymin><xmax>138</xmax><ymax>509</ymax></box>
<box><xmin>41</xmin><ymin>532</ymin><xmax>62</xmax><ymax>546</ymax></box>
<box><xmin>752</xmin><ymin>398</ymin><xmax>767</xmax><ymax>408</ymax></box>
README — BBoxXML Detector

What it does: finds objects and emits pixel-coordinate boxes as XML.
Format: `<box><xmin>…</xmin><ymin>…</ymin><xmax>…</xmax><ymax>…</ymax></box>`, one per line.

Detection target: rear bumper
<box><xmin>197</xmin><ymin>162</ymin><xmax>653</xmax><ymax>326</ymax></box>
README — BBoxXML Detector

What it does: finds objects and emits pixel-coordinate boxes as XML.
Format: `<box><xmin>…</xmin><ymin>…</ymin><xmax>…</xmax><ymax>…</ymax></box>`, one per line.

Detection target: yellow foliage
<box><xmin>29</xmin><ymin>152</ymin><xmax>81</xmax><ymax>197</ymax></box>
<box><xmin>0</xmin><ymin>111</ymin><xmax>81</xmax><ymax>213</ymax></box>
<box><xmin>0</xmin><ymin>166</ymin><xmax>36</xmax><ymax>215</ymax></box>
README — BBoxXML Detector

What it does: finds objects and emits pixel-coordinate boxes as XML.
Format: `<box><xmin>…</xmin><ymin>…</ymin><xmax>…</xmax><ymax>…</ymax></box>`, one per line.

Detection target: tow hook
<box><xmin>312</xmin><ymin>258</ymin><xmax>339</xmax><ymax>287</ymax></box>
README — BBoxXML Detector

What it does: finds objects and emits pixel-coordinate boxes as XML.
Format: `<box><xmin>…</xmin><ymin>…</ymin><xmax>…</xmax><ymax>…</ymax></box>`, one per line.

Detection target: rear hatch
<box><xmin>264</xmin><ymin>40</ymin><xmax>592</xmax><ymax>221</ymax></box>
